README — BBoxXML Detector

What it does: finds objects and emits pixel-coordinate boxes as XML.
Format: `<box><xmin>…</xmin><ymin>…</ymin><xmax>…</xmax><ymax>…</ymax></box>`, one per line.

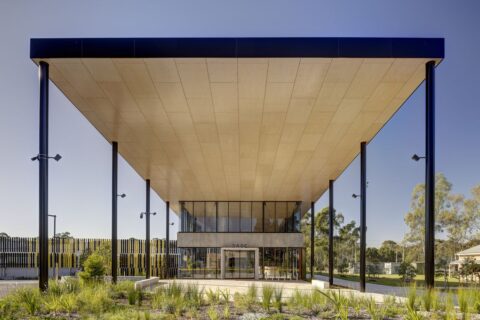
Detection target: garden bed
<box><xmin>1</xmin><ymin>278</ymin><xmax>480</xmax><ymax>319</ymax></box>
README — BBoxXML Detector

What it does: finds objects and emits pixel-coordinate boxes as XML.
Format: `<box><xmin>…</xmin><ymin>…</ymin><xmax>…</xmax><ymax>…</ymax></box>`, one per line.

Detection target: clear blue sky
<box><xmin>1</xmin><ymin>1</ymin><xmax>479</xmax><ymax>246</ymax></box>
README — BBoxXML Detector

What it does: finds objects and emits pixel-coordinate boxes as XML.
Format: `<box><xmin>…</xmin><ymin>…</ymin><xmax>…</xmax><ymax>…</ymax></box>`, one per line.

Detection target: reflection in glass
<box><xmin>179</xmin><ymin>247</ymin><xmax>302</xmax><ymax>280</ymax></box>
<box><xmin>252</xmin><ymin>202</ymin><xmax>263</xmax><ymax>232</ymax></box>
<box><xmin>194</xmin><ymin>202</ymin><xmax>205</xmax><ymax>232</ymax></box>
<box><xmin>229</xmin><ymin>202</ymin><xmax>240</xmax><ymax>232</ymax></box>
<box><xmin>181</xmin><ymin>201</ymin><xmax>301</xmax><ymax>233</ymax></box>
<box><xmin>217</xmin><ymin>202</ymin><xmax>228</xmax><ymax>232</ymax></box>
<box><xmin>240</xmin><ymin>202</ymin><xmax>252</xmax><ymax>232</ymax></box>
<box><xmin>205</xmin><ymin>202</ymin><xmax>216</xmax><ymax>232</ymax></box>
<box><xmin>276</xmin><ymin>202</ymin><xmax>287</xmax><ymax>232</ymax></box>
<box><xmin>264</xmin><ymin>202</ymin><xmax>276</xmax><ymax>232</ymax></box>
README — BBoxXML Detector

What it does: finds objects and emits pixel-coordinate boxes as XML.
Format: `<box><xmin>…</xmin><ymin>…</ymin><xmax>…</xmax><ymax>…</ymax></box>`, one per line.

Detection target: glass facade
<box><xmin>178</xmin><ymin>247</ymin><xmax>220</xmax><ymax>279</ymax></box>
<box><xmin>178</xmin><ymin>247</ymin><xmax>304</xmax><ymax>280</ymax></box>
<box><xmin>180</xmin><ymin>201</ymin><xmax>302</xmax><ymax>233</ymax></box>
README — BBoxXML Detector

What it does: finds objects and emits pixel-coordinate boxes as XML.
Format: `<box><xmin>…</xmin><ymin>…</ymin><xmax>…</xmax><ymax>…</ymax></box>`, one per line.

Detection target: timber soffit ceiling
<box><xmin>30</xmin><ymin>38</ymin><xmax>444</xmax><ymax>214</ymax></box>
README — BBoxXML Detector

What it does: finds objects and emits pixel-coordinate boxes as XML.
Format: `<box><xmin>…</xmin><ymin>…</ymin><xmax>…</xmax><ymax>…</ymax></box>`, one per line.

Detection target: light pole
<box><xmin>32</xmin><ymin>61</ymin><xmax>62</xmax><ymax>291</ymax></box>
<box><xmin>141</xmin><ymin>179</ymin><xmax>156</xmax><ymax>279</ymax></box>
<box><xmin>48</xmin><ymin>214</ymin><xmax>57</xmax><ymax>280</ymax></box>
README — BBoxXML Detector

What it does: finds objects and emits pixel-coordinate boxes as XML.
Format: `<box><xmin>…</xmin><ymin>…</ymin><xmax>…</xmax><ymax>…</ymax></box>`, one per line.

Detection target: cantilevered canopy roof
<box><xmin>30</xmin><ymin>38</ymin><xmax>444</xmax><ymax>213</ymax></box>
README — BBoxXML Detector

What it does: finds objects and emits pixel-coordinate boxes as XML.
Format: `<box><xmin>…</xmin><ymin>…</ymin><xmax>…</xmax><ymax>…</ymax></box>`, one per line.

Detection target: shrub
<box><xmin>246</xmin><ymin>283</ymin><xmax>257</xmax><ymax>306</ymax></box>
<box><xmin>206</xmin><ymin>288</ymin><xmax>220</xmax><ymax>304</ymax></box>
<box><xmin>0</xmin><ymin>294</ymin><xmax>22</xmax><ymax>319</ymax></box>
<box><xmin>318</xmin><ymin>289</ymin><xmax>347</xmax><ymax>314</ymax></box>
<box><xmin>458</xmin><ymin>287</ymin><xmax>470</xmax><ymax>315</ymax></box>
<box><xmin>14</xmin><ymin>287</ymin><xmax>42</xmax><ymax>315</ymax></box>
<box><xmin>79</xmin><ymin>252</ymin><xmax>107</xmax><ymax>282</ymax></box>
<box><xmin>76</xmin><ymin>284</ymin><xmax>112</xmax><ymax>314</ymax></box>
<box><xmin>165</xmin><ymin>281</ymin><xmax>183</xmax><ymax>298</ymax></box>
<box><xmin>112</xmin><ymin>280</ymin><xmax>135</xmax><ymax>299</ymax></box>
<box><xmin>382</xmin><ymin>295</ymin><xmax>400</xmax><ymax>318</ymax></box>
<box><xmin>184</xmin><ymin>283</ymin><xmax>203</xmax><ymax>308</ymax></box>
<box><xmin>421</xmin><ymin>288</ymin><xmax>439</xmax><ymax>312</ymax></box>
<box><xmin>162</xmin><ymin>297</ymin><xmax>177</xmax><ymax>315</ymax></box>
<box><xmin>273</xmin><ymin>286</ymin><xmax>283</xmax><ymax>312</ymax></box>
<box><xmin>207</xmin><ymin>306</ymin><xmax>219</xmax><ymax>320</ymax></box>
<box><xmin>127</xmin><ymin>287</ymin><xmax>138</xmax><ymax>305</ymax></box>
<box><xmin>406</xmin><ymin>285</ymin><xmax>417</xmax><ymax>311</ymax></box>
<box><xmin>399</xmin><ymin>262</ymin><xmax>417</xmax><ymax>283</ymax></box>
<box><xmin>471</xmin><ymin>288</ymin><xmax>480</xmax><ymax>314</ymax></box>
<box><xmin>365</xmin><ymin>298</ymin><xmax>382</xmax><ymax>320</ymax></box>
<box><xmin>261</xmin><ymin>285</ymin><xmax>274</xmax><ymax>312</ymax></box>
<box><xmin>63</xmin><ymin>277</ymin><xmax>81</xmax><ymax>294</ymax></box>
<box><xmin>223</xmin><ymin>304</ymin><xmax>231</xmax><ymax>320</ymax></box>
<box><xmin>58</xmin><ymin>293</ymin><xmax>77</xmax><ymax>314</ymax></box>
<box><xmin>220</xmin><ymin>288</ymin><xmax>230</xmax><ymax>304</ymax></box>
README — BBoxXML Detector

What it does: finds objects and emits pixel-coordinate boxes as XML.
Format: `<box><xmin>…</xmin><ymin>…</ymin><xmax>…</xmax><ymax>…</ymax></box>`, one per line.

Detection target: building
<box><xmin>449</xmin><ymin>245</ymin><xmax>480</xmax><ymax>278</ymax></box>
<box><xmin>177</xmin><ymin>201</ymin><xmax>304</xmax><ymax>279</ymax></box>
<box><xmin>29</xmin><ymin>38</ymin><xmax>443</xmax><ymax>286</ymax></box>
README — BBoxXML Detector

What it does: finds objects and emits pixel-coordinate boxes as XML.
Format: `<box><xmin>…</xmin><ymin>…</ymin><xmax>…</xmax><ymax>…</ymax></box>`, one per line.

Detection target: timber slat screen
<box><xmin>0</xmin><ymin>237</ymin><xmax>178</xmax><ymax>278</ymax></box>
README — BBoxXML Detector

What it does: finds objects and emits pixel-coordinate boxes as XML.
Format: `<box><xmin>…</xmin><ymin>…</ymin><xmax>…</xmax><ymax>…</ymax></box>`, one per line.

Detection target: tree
<box><xmin>398</xmin><ymin>262</ymin><xmax>417</xmax><ymax>283</ymax></box>
<box><xmin>337</xmin><ymin>221</ymin><xmax>360</xmax><ymax>267</ymax></box>
<box><xmin>379</xmin><ymin>240</ymin><xmax>400</xmax><ymax>262</ymax></box>
<box><xmin>366</xmin><ymin>247</ymin><xmax>381</xmax><ymax>263</ymax></box>
<box><xmin>55</xmin><ymin>231</ymin><xmax>73</xmax><ymax>239</ymax></box>
<box><xmin>403</xmin><ymin>173</ymin><xmax>453</xmax><ymax>262</ymax></box>
<box><xmin>302</xmin><ymin>207</ymin><xmax>344</xmax><ymax>272</ymax></box>
<box><xmin>367</xmin><ymin>264</ymin><xmax>380</xmax><ymax>279</ymax></box>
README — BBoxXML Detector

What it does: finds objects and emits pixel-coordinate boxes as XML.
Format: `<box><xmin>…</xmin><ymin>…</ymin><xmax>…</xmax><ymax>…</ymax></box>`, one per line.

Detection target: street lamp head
<box><xmin>352</xmin><ymin>193</ymin><xmax>360</xmax><ymax>199</ymax></box>
<box><xmin>118</xmin><ymin>193</ymin><xmax>126</xmax><ymax>198</ymax></box>
<box><xmin>170</xmin><ymin>222</ymin><xmax>174</xmax><ymax>226</ymax></box>
<box><xmin>31</xmin><ymin>156</ymin><xmax>38</xmax><ymax>161</ymax></box>
<box><xmin>140</xmin><ymin>213</ymin><xmax>144</xmax><ymax>219</ymax></box>
<box><xmin>411</xmin><ymin>154</ymin><xmax>425</xmax><ymax>162</ymax></box>
<box><xmin>152</xmin><ymin>212</ymin><xmax>157</xmax><ymax>216</ymax></box>
<box><xmin>53</xmin><ymin>154</ymin><xmax>62</xmax><ymax>161</ymax></box>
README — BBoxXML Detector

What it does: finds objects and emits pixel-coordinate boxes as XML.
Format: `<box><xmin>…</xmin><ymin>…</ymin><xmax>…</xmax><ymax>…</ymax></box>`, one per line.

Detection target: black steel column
<box><xmin>310</xmin><ymin>201</ymin><xmax>315</xmax><ymax>280</ymax></box>
<box><xmin>145</xmin><ymin>179</ymin><xmax>151</xmax><ymax>279</ymax></box>
<box><xmin>111</xmin><ymin>141</ymin><xmax>118</xmax><ymax>284</ymax></box>
<box><xmin>165</xmin><ymin>201</ymin><xmax>170</xmax><ymax>278</ymax></box>
<box><xmin>360</xmin><ymin>141</ymin><xmax>367</xmax><ymax>292</ymax></box>
<box><xmin>425</xmin><ymin>61</ymin><xmax>436</xmax><ymax>289</ymax></box>
<box><xmin>38</xmin><ymin>61</ymin><xmax>49</xmax><ymax>291</ymax></box>
<box><xmin>328</xmin><ymin>180</ymin><xmax>334</xmax><ymax>287</ymax></box>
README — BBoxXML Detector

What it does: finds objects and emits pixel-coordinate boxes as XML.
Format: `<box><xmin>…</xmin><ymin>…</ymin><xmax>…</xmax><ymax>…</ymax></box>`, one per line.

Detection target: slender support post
<box><xmin>328</xmin><ymin>180</ymin><xmax>334</xmax><ymax>286</ymax></box>
<box><xmin>310</xmin><ymin>201</ymin><xmax>315</xmax><ymax>280</ymax></box>
<box><xmin>38</xmin><ymin>61</ymin><xmax>49</xmax><ymax>291</ymax></box>
<box><xmin>111</xmin><ymin>141</ymin><xmax>118</xmax><ymax>284</ymax></box>
<box><xmin>165</xmin><ymin>201</ymin><xmax>170</xmax><ymax>278</ymax></box>
<box><xmin>360</xmin><ymin>141</ymin><xmax>367</xmax><ymax>292</ymax></box>
<box><xmin>145</xmin><ymin>179</ymin><xmax>151</xmax><ymax>279</ymax></box>
<box><xmin>48</xmin><ymin>214</ymin><xmax>57</xmax><ymax>280</ymax></box>
<box><xmin>425</xmin><ymin>61</ymin><xmax>436</xmax><ymax>289</ymax></box>
<box><xmin>53</xmin><ymin>217</ymin><xmax>57</xmax><ymax>280</ymax></box>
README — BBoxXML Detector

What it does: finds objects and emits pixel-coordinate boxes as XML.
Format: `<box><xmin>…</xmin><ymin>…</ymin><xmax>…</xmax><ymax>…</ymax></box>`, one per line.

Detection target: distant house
<box><xmin>449</xmin><ymin>245</ymin><xmax>480</xmax><ymax>278</ymax></box>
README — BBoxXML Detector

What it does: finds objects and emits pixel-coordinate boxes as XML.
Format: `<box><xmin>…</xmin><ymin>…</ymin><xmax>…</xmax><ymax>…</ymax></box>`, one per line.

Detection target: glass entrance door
<box><xmin>224</xmin><ymin>250</ymin><xmax>256</xmax><ymax>279</ymax></box>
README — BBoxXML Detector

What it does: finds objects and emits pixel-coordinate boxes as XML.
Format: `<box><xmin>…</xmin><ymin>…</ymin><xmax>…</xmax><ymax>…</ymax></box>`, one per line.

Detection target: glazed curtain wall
<box><xmin>178</xmin><ymin>247</ymin><xmax>304</xmax><ymax>280</ymax></box>
<box><xmin>180</xmin><ymin>201</ymin><xmax>302</xmax><ymax>233</ymax></box>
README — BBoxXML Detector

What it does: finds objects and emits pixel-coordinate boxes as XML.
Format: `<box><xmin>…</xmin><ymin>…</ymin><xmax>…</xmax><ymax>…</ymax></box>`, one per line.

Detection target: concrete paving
<box><xmin>0</xmin><ymin>280</ymin><xmax>37</xmax><ymax>297</ymax></box>
<box><xmin>314</xmin><ymin>274</ymin><xmax>411</xmax><ymax>297</ymax></box>
<box><xmin>158</xmin><ymin>279</ymin><xmax>313</xmax><ymax>299</ymax></box>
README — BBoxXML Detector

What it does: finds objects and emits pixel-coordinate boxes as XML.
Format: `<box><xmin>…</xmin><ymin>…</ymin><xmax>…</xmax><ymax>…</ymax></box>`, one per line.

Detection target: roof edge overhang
<box><xmin>30</xmin><ymin>37</ymin><xmax>444</xmax><ymax>60</ymax></box>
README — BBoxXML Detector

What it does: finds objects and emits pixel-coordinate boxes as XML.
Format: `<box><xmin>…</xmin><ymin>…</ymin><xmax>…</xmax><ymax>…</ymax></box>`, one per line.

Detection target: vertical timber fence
<box><xmin>0</xmin><ymin>237</ymin><xmax>178</xmax><ymax>279</ymax></box>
